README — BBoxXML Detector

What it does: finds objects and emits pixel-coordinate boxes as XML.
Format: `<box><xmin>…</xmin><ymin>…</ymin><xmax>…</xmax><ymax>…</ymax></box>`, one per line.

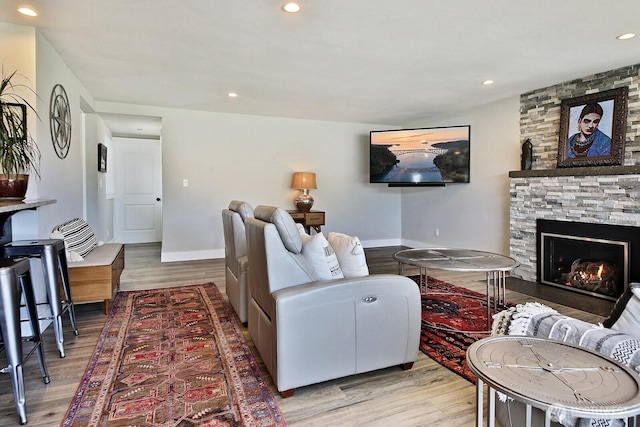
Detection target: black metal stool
<box><xmin>0</xmin><ymin>257</ymin><xmax>51</xmax><ymax>425</ymax></box>
<box><xmin>3</xmin><ymin>239</ymin><xmax>79</xmax><ymax>358</ymax></box>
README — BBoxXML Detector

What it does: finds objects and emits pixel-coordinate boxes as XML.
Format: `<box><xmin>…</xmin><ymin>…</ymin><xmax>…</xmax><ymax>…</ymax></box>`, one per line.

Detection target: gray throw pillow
<box><xmin>610</xmin><ymin>282</ymin><xmax>640</xmax><ymax>338</ymax></box>
<box><xmin>603</xmin><ymin>282</ymin><xmax>638</xmax><ymax>328</ymax></box>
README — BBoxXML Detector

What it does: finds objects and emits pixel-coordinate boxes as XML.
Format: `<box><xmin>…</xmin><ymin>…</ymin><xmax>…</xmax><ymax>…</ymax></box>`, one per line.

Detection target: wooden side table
<box><xmin>467</xmin><ymin>336</ymin><xmax>640</xmax><ymax>427</ymax></box>
<box><xmin>287</xmin><ymin>210</ymin><xmax>325</xmax><ymax>234</ymax></box>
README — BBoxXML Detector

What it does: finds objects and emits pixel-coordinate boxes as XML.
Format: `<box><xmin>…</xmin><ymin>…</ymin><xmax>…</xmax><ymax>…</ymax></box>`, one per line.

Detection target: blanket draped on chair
<box><xmin>492</xmin><ymin>302</ymin><xmax>640</xmax><ymax>427</ymax></box>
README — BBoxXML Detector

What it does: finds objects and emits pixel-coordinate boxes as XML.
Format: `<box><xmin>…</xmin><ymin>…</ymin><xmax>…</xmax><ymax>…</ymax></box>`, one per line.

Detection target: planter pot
<box><xmin>0</xmin><ymin>174</ymin><xmax>29</xmax><ymax>201</ymax></box>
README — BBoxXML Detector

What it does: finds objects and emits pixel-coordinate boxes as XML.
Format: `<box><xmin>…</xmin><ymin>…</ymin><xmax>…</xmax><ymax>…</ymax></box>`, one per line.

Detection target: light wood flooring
<box><xmin>0</xmin><ymin>244</ymin><xmax>606</xmax><ymax>426</ymax></box>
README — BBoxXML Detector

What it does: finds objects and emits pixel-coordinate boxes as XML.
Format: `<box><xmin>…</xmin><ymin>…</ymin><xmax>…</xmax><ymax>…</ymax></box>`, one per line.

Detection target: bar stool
<box><xmin>3</xmin><ymin>239</ymin><xmax>79</xmax><ymax>358</ymax></box>
<box><xmin>0</xmin><ymin>258</ymin><xmax>51</xmax><ymax>425</ymax></box>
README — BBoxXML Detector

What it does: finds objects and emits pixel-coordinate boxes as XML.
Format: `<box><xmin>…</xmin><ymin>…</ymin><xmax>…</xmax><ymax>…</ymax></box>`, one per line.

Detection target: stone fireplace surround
<box><xmin>507</xmin><ymin>64</ymin><xmax>640</xmax><ymax>313</ymax></box>
<box><xmin>508</xmin><ymin>167</ymin><xmax>640</xmax><ymax>315</ymax></box>
<box><xmin>509</xmin><ymin>165</ymin><xmax>640</xmax><ymax>284</ymax></box>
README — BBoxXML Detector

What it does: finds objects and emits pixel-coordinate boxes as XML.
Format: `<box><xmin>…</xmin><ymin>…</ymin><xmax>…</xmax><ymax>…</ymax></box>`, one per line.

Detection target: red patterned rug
<box><xmin>62</xmin><ymin>283</ymin><xmax>287</xmax><ymax>427</ymax></box>
<box><xmin>413</xmin><ymin>276</ymin><xmax>513</xmax><ymax>384</ymax></box>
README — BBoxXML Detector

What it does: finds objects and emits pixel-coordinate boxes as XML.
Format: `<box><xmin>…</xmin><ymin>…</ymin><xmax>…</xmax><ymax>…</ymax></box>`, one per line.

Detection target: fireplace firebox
<box><xmin>536</xmin><ymin>219</ymin><xmax>640</xmax><ymax>301</ymax></box>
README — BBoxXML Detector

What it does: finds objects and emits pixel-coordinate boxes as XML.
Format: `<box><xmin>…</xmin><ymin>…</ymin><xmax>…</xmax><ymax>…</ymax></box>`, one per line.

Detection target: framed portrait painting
<box><xmin>557</xmin><ymin>87</ymin><xmax>628</xmax><ymax>168</ymax></box>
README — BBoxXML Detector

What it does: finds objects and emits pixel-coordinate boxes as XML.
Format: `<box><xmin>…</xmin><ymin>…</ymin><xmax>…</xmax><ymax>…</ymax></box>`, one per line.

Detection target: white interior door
<box><xmin>114</xmin><ymin>138</ymin><xmax>162</xmax><ymax>243</ymax></box>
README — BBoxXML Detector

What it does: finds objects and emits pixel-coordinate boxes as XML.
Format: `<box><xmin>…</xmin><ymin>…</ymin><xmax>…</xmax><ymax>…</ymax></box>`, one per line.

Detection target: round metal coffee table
<box><xmin>393</xmin><ymin>248</ymin><xmax>519</xmax><ymax>330</ymax></box>
<box><xmin>467</xmin><ymin>336</ymin><xmax>640</xmax><ymax>427</ymax></box>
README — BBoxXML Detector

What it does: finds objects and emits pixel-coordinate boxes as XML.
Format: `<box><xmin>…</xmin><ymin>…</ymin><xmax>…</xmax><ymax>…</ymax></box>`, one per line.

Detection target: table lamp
<box><xmin>291</xmin><ymin>172</ymin><xmax>317</xmax><ymax>211</ymax></box>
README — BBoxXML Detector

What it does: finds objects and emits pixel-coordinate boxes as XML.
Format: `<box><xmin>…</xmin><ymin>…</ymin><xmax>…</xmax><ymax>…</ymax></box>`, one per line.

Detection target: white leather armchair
<box><xmin>222</xmin><ymin>200</ymin><xmax>253</xmax><ymax>323</ymax></box>
<box><xmin>245</xmin><ymin>205</ymin><xmax>421</xmax><ymax>397</ymax></box>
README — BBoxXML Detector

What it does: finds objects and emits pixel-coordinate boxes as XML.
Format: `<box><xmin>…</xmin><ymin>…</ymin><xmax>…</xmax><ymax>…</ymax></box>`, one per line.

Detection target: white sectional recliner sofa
<box><xmin>221</xmin><ymin>200</ymin><xmax>253</xmax><ymax>323</ymax></box>
<box><xmin>245</xmin><ymin>205</ymin><xmax>421</xmax><ymax>397</ymax></box>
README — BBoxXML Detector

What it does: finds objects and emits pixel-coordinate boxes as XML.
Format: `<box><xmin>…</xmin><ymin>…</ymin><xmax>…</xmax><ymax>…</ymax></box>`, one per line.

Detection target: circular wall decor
<box><xmin>49</xmin><ymin>84</ymin><xmax>71</xmax><ymax>159</ymax></box>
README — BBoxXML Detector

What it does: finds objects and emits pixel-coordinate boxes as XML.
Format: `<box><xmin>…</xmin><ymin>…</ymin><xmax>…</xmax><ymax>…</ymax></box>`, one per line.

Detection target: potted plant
<box><xmin>0</xmin><ymin>69</ymin><xmax>40</xmax><ymax>200</ymax></box>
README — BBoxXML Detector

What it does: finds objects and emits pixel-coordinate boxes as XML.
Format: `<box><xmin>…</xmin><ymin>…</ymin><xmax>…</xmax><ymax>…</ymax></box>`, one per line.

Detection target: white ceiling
<box><xmin>2</xmin><ymin>0</ymin><xmax>640</xmax><ymax>132</ymax></box>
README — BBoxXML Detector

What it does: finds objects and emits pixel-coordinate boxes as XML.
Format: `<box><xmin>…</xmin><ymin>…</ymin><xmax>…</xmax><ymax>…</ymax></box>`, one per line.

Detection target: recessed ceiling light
<box><xmin>228</xmin><ymin>92</ymin><xmax>238</xmax><ymax>98</ymax></box>
<box><xmin>617</xmin><ymin>33</ymin><xmax>636</xmax><ymax>40</ymax></box>
<box><xmin>481</xmin><ymin>80</ymin><xmax>494</xmax><ymax>86</ymax></box>
<box><xmin>282</xmin><ymin>2</ymin><xmax>301</xmax><ymax>13</ymax></box>
<box><xmin>18</xmin><ymin>7</ymin><xmax>37</xmax><ymax>17</ymax></box>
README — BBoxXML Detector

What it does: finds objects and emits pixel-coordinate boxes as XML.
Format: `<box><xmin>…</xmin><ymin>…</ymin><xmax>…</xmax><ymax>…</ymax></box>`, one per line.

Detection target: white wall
<box><xmin>20</xmin><ymin>29</ymin><xmax>95</xmax><ymax>239</ymax></box>
<box><xmin>33</xmin><ymin>31</ymin><xmax>94</xmax><ymax>232</ymax></box>
<box><xmin>81</xmin><ymin>113</ymin><xmax>115</xmax><ymax>242</ymax></box>
<box><xmin>84</xmin><ymin>113</ymin><xmax>98</xmax><ymax>228</ymax></box>
<box><xmin>0</xmin><ymin>24</ymin><xmax>39</xmax><ymax>239</ymax></box>
<box><xmin>94</xmin><ymin>117</ymin><xmax>114</xmax><ymax>242</ymax></box>
<box><xmin>2</xmin><ymin>23</ymin><xmax>524</xmax><ymax>262</ymax></box>
<box><xmin>2</xmin><ymin>23</ymin><xmax>402</xmax><ymax>261</ymax></box>
<box><xmin>96</xmin><ymin>102</ymin><xmax>402</xmax><ymax>261</ymax></box>
<box><xmin>400</xmin><ymin>96</ymin><xmax>521</xmax><ymax>255</ymax></box>
<box><xmin>1</xmin><ymin>24</ymin><xmax>97</xmax><ymax>311</ymax></box>
<box><xmin>1</xmin><ymin>24</ymin><xmax>88</xmax><ymax>238</ymax></box>
<box><xmin>2</xmin><ymin>24</ymin><xmax>110</xmax><ymax>241</ymax></box>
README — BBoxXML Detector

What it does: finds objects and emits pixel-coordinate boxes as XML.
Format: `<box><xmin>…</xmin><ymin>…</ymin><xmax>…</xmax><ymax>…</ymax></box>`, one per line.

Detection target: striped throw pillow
<box><xmin>52</xmin><ymin>218</ymin><xmax>98</xmax><ymax>258</ymax></box>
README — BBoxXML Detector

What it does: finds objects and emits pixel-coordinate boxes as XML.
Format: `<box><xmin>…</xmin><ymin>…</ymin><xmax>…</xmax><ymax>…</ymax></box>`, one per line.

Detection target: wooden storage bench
<box><xmin>67</xmin><ymin>243</ymin><xmax>125</xmax><ymax>314</ymax></box>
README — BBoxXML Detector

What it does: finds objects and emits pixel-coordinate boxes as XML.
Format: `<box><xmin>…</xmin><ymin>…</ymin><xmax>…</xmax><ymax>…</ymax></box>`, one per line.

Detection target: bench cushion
<box><xmin>67</xmin><ymin>243</ymin><xmax>123</xmax><ymax>268</ymax></box>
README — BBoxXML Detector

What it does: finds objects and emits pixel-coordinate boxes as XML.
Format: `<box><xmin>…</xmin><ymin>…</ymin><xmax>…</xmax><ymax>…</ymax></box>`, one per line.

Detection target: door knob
<box><xmin>156</xmin><ymin>198</ymin><xmax>161</xmax><ymax>201</ymax></box>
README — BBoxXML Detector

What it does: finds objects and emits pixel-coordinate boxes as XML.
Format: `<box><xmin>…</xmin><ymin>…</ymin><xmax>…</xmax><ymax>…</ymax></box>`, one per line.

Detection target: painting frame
<box><xmin>98</xmin><ymin>143</ymin><xmax>107</xmax><ymax>172</ymax></box>
<box><xmin>557</xmin><ymin>87</ymin><xmax>628</xmax><ymax>168</ymax></box>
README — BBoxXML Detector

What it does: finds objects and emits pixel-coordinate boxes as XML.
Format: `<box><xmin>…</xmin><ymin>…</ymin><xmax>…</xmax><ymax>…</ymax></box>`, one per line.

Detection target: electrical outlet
<box><xmin>434</xmin><ymin>228</ymin><xmax>440</xmax><ymax>236</ymax></box>
<box><xmin>183</xmin><ymin>179</ymin><xmax>189</xmax><ymax>187</ymax></box>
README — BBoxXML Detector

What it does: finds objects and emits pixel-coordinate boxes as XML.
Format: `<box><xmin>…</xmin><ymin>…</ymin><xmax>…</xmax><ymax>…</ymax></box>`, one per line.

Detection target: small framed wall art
<box><xmin>98</xmin><ymin>143</ymin><xmax>107</xmax><ymax>172</ymax></box>
<box><xmin>557</xmin><ymin>87</ymin><xmax>628</xmax><ymax>168</ymax></box>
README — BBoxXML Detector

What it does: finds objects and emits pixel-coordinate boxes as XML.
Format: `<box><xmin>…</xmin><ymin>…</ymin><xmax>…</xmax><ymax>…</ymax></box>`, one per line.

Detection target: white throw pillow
<box><xmin>50</xmin><ymin>230</ymin><xmax>85</xmax><ymax>262</ymax></box>
<box><xmin>300</xmin><ymin>232</ymin><xmax>344</xmax><ymax>281</ymax></box>
<box><xmin>51</xmin><ymin>218</ymin><xmax>99</xmax><ymax>259</ymax></box>
<box><xmin>611</xmin><ymin>283</ymin><xmax>640</xmax><ymax>338</ymax></box>
<box><xmin>327</xmin><ymin>232</ymin><xmax>369</xmax><ymax>278</ymax></box>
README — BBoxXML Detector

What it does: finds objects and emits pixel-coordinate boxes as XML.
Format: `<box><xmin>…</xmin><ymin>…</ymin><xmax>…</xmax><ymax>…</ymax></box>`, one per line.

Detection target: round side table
<box><xmin>394</xmin><ymin>248</ymin><xmax>519</xmax><ymax>330</ymax></box>
<box><xmin>467</xmin><ymin>336</ymin><xmax>640</xmax><ymax>427</ymax></box>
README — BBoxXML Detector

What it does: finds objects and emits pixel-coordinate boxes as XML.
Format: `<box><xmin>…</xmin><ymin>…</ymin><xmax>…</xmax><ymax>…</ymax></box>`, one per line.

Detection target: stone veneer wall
<box><xmin>510</xmin><ymin>173</ymin><xmax>640</xmax><ymax>281</ymax></box>
<box><xmin>520</xmin><ymin>63</ymin><xmax>640</xmax><ymax>169</ymax></box>
<box><xmin>510</xmin><ymin>63</ymin><xmax>640</xmax><ymax>281</ymax></box>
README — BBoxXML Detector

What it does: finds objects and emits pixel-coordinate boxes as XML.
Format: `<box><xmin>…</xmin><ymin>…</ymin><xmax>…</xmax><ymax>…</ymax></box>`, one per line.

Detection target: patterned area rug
<box><xmin>62</xmin><ymin>283</ymin><xmax>287</xmax><ymax>427</ymax></box>
<box><xmin>412</xmin><ymin>275</ymin><xmax>513</xmax><ymax>384</ymax></box>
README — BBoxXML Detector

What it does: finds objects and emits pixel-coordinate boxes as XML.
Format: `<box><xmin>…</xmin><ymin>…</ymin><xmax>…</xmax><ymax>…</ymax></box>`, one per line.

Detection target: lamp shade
<box><xmin>291</xmin><ymin>172</ymin><xmax>317</xmax><ymax>189</ymax></box>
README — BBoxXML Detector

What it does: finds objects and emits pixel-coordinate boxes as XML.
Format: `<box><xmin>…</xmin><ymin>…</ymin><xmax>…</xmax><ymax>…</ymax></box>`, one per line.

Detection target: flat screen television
<box><xmin>369</xmin><ymin>125</ymin><xmax>470</xmax><ymax>186</ymax></box>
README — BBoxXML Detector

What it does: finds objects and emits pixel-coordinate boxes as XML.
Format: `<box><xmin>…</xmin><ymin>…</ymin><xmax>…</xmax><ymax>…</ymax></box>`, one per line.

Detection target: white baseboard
<box><xmin>360</xmin><ymin>238</ymin><xmax>401</xmax><ymax>248</ymax></box>
<box><xmin>161</xmin><ymin>248</ymin><xmax>225</xmax><ymax>262</ymax></box>
<box><xmin>400</xmin><ymin>239</ymin><xmax>431</xmax><ymax>248</ymax></box>
<box><xmin>161</xmin><ymin>241</ymin><xmax>432</xmax><ymax>262</ymax></box>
